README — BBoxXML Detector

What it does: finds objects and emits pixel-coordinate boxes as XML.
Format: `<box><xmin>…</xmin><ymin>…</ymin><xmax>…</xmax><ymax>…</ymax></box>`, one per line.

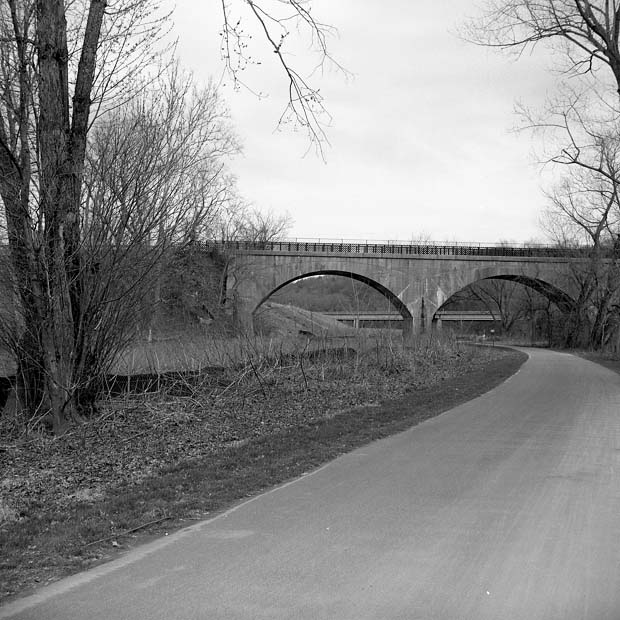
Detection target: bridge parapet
<box><xmin>204</xmin><ymin>239</ymin><xmax>597</xmax><ymax>259</ymax></box>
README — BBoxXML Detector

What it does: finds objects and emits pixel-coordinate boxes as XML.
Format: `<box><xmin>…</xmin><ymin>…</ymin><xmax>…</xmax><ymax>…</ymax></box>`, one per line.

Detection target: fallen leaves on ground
<box><xmin>0</xmin><ymin>343</ymin><xmax>516</xmax><ymax>600</ymax></box>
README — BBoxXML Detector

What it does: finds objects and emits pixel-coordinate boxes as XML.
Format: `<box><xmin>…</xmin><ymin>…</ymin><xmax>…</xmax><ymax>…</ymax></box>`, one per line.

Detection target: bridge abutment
<box><xmin>234</xmin><ymin>297</ymin><xmax>257</xmax><ymax>336</ymax></box>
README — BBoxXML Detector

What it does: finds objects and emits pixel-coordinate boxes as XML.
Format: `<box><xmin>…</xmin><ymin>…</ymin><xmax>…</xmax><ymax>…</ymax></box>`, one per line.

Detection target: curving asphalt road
<box><xmin>4</xmin><ymin>348</ymin><xmax>620</xmax><ymax>619</ymax></box>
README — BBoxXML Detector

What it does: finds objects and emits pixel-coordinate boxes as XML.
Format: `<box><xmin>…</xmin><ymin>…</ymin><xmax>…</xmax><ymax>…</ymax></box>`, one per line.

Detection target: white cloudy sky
<box><xmin>170</xmin><ymin>0</ymin><xmax>559</xmax><ymax>244</ymax></box>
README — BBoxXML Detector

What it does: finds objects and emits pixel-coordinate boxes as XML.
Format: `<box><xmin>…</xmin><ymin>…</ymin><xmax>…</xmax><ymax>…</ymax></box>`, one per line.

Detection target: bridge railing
<box><xmin>201</xmin><ymin>239</ymin><xmax>597</xmax><ymax>258</ymax></box>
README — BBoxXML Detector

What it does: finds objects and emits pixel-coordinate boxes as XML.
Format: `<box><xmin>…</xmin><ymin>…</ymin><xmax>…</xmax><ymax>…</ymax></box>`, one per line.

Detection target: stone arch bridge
<box><xmin>220</xmin><ymin>240</ymin><xmax>589</xmax><ymax>336</ymax></box>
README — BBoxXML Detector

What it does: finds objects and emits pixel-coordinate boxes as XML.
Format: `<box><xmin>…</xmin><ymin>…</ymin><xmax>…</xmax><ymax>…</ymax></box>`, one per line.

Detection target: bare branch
<box><xmin>220</xmin><ymin>0</ymin><xmax>347</xmax><ymax>157</ymax></box>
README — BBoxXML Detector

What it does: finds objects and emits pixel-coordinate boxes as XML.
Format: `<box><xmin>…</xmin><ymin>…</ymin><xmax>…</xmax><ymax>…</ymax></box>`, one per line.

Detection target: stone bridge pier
<box><xmin>226</xmin><ymin>243</ymin><xmax>580</xmax><ymax>337</ymax></box>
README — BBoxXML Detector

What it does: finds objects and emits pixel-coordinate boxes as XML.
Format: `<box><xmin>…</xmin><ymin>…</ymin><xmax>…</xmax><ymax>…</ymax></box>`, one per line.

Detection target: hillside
<box><xmin>254</xmin><ymin>301</ymin><xmax>355</xmax><ymax>338</ymax></box>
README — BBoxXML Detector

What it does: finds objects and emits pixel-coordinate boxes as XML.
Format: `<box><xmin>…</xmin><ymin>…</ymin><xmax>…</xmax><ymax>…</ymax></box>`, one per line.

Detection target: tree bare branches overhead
<box><xmin>69</xmin><ymin>0</ymin><xmax>173</xmax><ymax>119</ymax></box>
<box><xmin>465</xmin><ymin>1</ymin><xmax>620</xmax><ymax>89</ymax></box>
<box><xmin>220</xmin><ymin>0</ymin><xmax>345</xmax><ymax>155</ymax></box>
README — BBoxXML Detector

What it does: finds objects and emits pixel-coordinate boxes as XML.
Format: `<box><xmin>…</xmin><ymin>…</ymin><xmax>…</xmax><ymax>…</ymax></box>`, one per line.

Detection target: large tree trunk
<box><xmin>4</xmin><ymin>0</ymin><xmax>107</xmax><ymax>431</ymax></box>
<box><xmin>35</xmin><ymin>0</ymin><xmax>78</xmax><ymax>429</ymax></box>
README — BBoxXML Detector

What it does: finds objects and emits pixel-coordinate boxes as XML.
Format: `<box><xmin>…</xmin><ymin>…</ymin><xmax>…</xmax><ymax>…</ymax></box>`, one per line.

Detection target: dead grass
<box><xmin>0</xmin><ymin>333</ymin><xmax>526</xmax><ymax>603</ymax></box>
<box><xmin>0</xmin><ymin>302</ymin><xmax>372</xmax><ymax>377</ymax></box>
<box><xmin>114</xmin><ymin>331</ymin><xmax>351</xmax><ymax>377</ymax></box>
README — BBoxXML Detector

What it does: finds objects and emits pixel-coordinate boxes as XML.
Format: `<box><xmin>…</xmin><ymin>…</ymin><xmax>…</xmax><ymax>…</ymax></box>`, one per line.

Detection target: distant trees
<box><xmin>271</xmin><ymin>276</ymin><xmax>392</xmax><ymax>313</ymax></box>
<box><xmin>454</xmin><ymin>279</ymin><xmax>530</xmax><ymax>334</ymax></box>
<box><xmin>444</xmin><ymin>279</ymin><xmax>562</xmax><ymax>342</ymax></box>
<box><xmin>233</xmin><ymin>208</ymin><xmax>293</xmax><ymax>246</ymax></box>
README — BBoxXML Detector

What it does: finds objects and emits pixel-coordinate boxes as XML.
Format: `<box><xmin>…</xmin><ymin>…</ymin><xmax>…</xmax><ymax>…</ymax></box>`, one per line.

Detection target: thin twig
<box><xmin>83</xmin><ymin>516</ymin><xmax>171</xmax><ymax>547</ymax></box>
<box><xmin>248</xmin><ymin>358</ymin><xmax>267</xmax><ymax>398</ymax></box>
<box><xmin>299</xmin><ymin>337</ymin><xmax>309</xmax><ymax>390</ymax></box>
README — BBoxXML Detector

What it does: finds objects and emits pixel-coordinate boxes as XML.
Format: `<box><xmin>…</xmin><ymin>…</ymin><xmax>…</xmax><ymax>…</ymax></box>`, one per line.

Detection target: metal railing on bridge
<box><xmin>201</xmin><ymin>239</ymin><xmax>597</xmax><ymax>259</ymax></box>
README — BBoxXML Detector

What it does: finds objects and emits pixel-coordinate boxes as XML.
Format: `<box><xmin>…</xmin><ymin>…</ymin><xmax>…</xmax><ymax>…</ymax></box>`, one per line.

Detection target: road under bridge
<box><xmin>322</xmin><ymin>310</ymin><xmax>496</xmax><ymax>329</ymax></box>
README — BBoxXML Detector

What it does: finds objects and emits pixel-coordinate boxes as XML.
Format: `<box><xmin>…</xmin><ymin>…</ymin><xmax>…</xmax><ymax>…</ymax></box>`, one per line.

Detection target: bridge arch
<box><xmin>437</xmin><ymin>263</ymin><xmax>576</xmax><ymax>312</ymax></box>
<box><xmin>467</xmin><ymin>264</ymin><xmax>576</xmax><ymax>311</ymax></box>
<box><xmin>432</xmin><ymin>268</ymin><xmax>576</xmax><ymax>328</ymax></box>
<box><xmin>253</xmin><ymin>269</ymin><xmax>413</xmax><ymax>332</ymax></box>
<box><xmin>478</xmin><ymin>275</ymin><xmax>575</xmax><ymax>312</ymax></box>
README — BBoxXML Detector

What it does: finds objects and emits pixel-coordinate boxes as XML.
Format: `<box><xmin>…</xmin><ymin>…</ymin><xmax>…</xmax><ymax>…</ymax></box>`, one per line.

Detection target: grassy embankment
<box><xmin>0</xmin><ymin>305</ymin><xmax>527</xmax><ymax>602</ymax></box>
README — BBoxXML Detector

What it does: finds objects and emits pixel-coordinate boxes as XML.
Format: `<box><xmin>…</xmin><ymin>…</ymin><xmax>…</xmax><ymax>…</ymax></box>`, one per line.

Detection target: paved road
<box><xmin>4</xmin><ymin>348</ymin><xmax>620</xmax><ymax>619</ymax></box>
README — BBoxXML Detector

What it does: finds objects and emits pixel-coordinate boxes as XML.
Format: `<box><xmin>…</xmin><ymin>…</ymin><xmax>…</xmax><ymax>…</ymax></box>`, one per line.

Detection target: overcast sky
<box><xmin>171</xmin><ymin>0</ymin><xmax>558</xmax><ymax>244</ymax></box>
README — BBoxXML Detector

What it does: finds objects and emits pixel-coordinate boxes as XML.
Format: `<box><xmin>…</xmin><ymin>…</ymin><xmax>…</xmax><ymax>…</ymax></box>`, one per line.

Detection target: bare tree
<box><xmin>468</xmin><ymin>1</ymin><xmax>620</xmax><ymax>349</ymax></box>
<box><xmin>543</xmin><ymin>157</ymin><xmax>620</xmax><ymax>346</ymax></box>
<box><xmin>466</xmin><ymin>1</ymin><xmax>620</xmax><ymax>88</ymax></box>
<box><xmin>0</xmin><ymin>0</ymin><xmax>173</xmax><ymax>432</ymax></box>
<box><xmin>523</xmin><ymin>87</ymin><xmax>620</xmax><ymax>346</ymax></box>
<box><xmin>77</xmin><ymin>66</ymin><xmax>239</xmax><ymax>358</ymax></box>
<box><xmin>445</xmin><ymin>277</ymin><xmax>564</xmax><ymax>341</ymax></box>
<box><xmin>0</xmin><ymin>0</ymin><xmax>334</xmax><ymax>432</ymax></box>
<box><xmin>449</xmin><ymin>279</ymin><xmax>530</xmax><ymax>334</ymax></box>
<box><xmin>231</xmin><ymin>206</ymin><xmax>292</xmax><ymax>245</ymax></box>
<box><xmin>473</xmin><ymin>280</ymin><xmax>529</xmax><ymax>333</ymax></box>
